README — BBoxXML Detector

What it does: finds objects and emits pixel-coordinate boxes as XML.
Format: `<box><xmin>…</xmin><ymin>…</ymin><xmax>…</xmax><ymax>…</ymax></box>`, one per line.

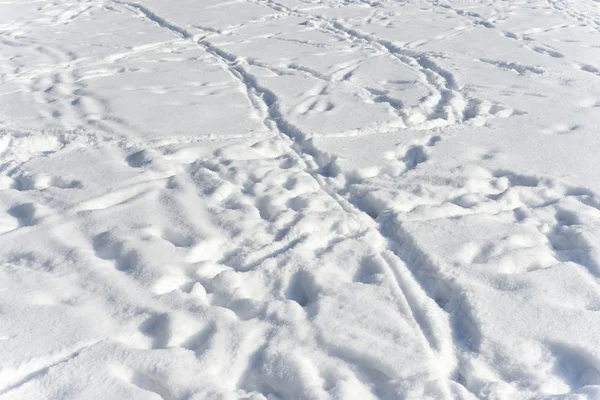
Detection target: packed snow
<box><xmin>1</xmin><ymin>0</ymin><xmax>600</xmax><ymax>398</ymax></box>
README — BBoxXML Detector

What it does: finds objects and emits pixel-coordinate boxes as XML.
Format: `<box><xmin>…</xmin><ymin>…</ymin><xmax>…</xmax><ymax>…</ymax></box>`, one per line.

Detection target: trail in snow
<box><xmin>1</xmin><ymin>0</ymin><xmax>600</xmax><ymax>399</ymax></box>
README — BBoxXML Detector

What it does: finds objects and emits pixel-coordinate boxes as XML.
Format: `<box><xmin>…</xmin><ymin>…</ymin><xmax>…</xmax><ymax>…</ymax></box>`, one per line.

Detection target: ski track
<box><xmin>1</xmin><ymin>0</ymin><xmax>600</xmax><ymax>399</ymax></box>
<box><xmin>104</xmin><ymin>0</ymin><xmax>463</xmax><ymax>395</ymax></box>
<box><xmin>546</xmin><ymin>0</ymin><xmax>600</xmax><ymax>34</ymax></box>
<box><xmin>248</xmin><ymin>0</ymin><xmax>515</xmax><ymax>128</ymax></box>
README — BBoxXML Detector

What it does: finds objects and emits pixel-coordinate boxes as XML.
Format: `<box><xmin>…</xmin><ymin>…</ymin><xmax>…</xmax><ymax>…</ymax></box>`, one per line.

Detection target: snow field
<box><xmin>1</xmin><ymin>0</ymin><xmax>600</xmax><ymax>399</ymax></box>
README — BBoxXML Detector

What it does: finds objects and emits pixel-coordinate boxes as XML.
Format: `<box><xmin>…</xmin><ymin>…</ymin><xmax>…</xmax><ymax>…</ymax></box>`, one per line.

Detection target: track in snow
<box><xmin>2</xmin><ymin>0</ymin><xmax>600</xmax><ymax>399</ymax></box>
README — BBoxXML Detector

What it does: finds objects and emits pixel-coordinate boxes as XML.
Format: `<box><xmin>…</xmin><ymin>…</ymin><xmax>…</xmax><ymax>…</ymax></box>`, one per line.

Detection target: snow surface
<box><xmin>1</xmin><ymin>0</ymin><xmax>600</xmax><ymax>398</ymax></box>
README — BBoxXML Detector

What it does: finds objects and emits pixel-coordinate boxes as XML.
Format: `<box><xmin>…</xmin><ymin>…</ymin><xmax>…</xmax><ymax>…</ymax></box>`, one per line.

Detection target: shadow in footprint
<box><xmin>7</xmin><ymin>203</ymin><xmax>38</xmax><ymax>227</ymax></box>
<box><xmin>549</xmin><ymin>341</ymin><xmax>600</xmax><ymax>390</ymax></box>
<box><xmin>286</xmin><ymin>270</ymin><xmax>318</xmax><ymax>315</ymax></box>
<box><xmin>354</xmin><ymin>255</ymin><xmax>385</xmax><ymax>285</ymax></box>
<box><xmin>131</xmin><ymin>370</ymin><xmax>176</xmax><ymax>400</ymax></box>
<box><xmin>402</xmin><ymin>145</ymin><xmax>429</xmax><ymax>171</ymax></box>
<box><xmin>92</xmin><ymin>232</ymin><xmax>138</xmax><ymax>271</ymax></box>
<box><xmin>181</xmin><ymin>322</ymin><xmax>216</xmax><ymax>358</ymax></box>
<box><xmin>139</xmin><ymin>313</ymin><xmax>171</xmax><ymax>350</ymax></box>
<box><xmin>126</xmin><ymin>149</ymin><xmax>156</xmax><ymax>168</ymax></box>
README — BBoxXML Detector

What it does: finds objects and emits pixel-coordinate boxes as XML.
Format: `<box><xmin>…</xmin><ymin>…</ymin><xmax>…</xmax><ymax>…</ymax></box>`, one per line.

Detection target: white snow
<box><xmin>1</xmin><ymin>0</ymin><xmax>600</xmax><ymax>398</ymax></box>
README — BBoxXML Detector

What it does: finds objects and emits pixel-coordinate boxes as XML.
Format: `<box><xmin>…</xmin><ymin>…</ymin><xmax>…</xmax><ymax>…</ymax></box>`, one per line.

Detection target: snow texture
<box><xmin>1</xmin><ymin>0</ymin><xmax>600</xmax><ymax>399</ymax></box>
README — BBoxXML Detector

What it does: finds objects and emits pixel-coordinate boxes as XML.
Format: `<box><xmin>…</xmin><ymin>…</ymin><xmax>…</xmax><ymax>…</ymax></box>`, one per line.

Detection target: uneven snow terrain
<box><xmin>1</xmin><ymin>0</ymin><xmax>600</xmax><ymax>398</ymax></box>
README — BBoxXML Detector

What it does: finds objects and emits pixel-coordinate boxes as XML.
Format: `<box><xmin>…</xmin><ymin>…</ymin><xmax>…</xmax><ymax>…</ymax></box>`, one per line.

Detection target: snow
<box><xmin>1</xmin><ymin>0</ymin><xmax>600</xmax><ymax>398</ymax></box>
